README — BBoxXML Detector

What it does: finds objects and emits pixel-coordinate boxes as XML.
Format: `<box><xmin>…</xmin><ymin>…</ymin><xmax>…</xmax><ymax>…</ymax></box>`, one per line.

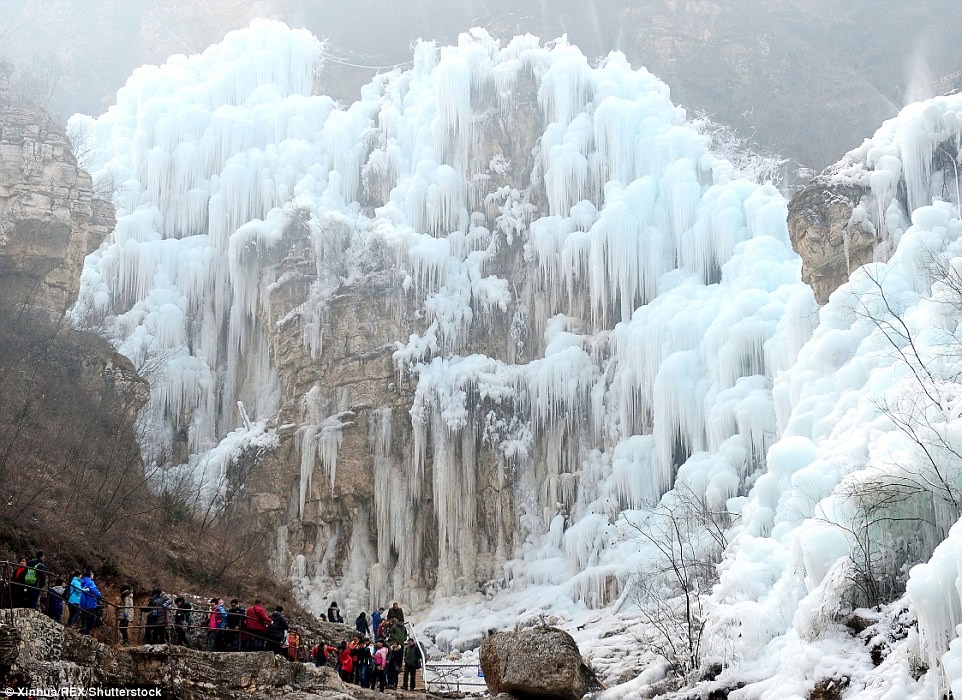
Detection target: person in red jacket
<box><xmin>244</xmin><ymin>598</ymin><xmax>272</xmax><ymax>651</ymax></box>
<box><xmin>337</xmin><ymin>641</ymin><xmax>354</xmax><ymax>683</ymax></box>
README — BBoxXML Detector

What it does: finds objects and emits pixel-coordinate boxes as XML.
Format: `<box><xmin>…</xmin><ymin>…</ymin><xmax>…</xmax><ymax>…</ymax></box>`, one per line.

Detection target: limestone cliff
<box><xmin>787</xmin><ymin>93</ymin><xmax>962</xmax><ymax>303</ymax></box>
<box><xmin>0</xmin><ymin>66</ymin><xmax>114</xmax><ymax>321</ymax></box>
<box><xmin>0</xmin><ymin>74</ymin><xmax>150</xmax><ymax>578</ymax></box>
<box><xmin>243</xmin><ymin>72</ymin><xmax>547</xmax><ymax>608</ymax></box>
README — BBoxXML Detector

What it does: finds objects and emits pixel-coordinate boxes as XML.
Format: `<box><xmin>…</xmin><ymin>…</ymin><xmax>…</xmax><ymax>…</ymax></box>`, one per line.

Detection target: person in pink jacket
<box><xmin>371</xmin><ymin>640</ymin><xmax>389</xmax><ymax>692</ymax></box>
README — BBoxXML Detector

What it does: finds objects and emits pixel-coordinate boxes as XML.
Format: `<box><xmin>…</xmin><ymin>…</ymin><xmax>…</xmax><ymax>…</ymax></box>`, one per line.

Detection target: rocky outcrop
<box><xmin>478</xmin><ymin>627</ymin><xmax>598</xmax><ymax>700</ymax></box>
<box><xmin>0</xmin><ymin>73</ymin><xmax>114</xmax><ymax>320</ymax></box>
<box><xmin>2</xmin><ymin>609</ymin><xmax>356</xmax><ymax>699</ymax></box>
<box><xmin>787</xmin><ymin>179</ymin><xmax>877</xmax><ymax>304</ymax></box>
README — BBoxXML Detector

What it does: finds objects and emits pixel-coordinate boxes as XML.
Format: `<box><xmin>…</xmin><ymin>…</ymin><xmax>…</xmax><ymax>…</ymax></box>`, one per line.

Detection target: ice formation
<box><xmin>68</xmin><ymin>19</ymin><xmax>962</xmax><ymax>698</ymax></box>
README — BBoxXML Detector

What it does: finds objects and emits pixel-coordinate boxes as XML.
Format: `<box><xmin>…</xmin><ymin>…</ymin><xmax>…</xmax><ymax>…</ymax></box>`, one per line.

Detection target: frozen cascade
<box><xmin>68</xmin><ymin>18</ymin><xmax>962</xmax><ymax>697</ymax></box>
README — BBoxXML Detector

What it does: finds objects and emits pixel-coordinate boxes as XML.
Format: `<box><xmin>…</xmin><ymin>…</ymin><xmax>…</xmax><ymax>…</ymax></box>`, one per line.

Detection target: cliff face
<box><xmin>243</xmin><ymin>76</ymin><xmax>546</xmax><ymax>608</ymax></box>
<box><xmin>0</xmin><ymin>68</ymin><xmax>114</xmax><ymax>321</ymax></box>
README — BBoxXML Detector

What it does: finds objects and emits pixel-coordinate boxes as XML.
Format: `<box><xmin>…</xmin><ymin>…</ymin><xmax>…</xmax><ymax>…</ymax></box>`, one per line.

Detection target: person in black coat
<box><xmin>386</xmin><ymin>641</ymin><xmax>403</xmax><ymax>689</ymax></box>
<box><xmin>327</xmin><ymin>601</ymin><xmax>343</xmax><ymax>624</ymax></box>
<box><xmin>267</xmin><ymin>606</ymin><xmax>290</xmax><ymax>656</ymax></box>
<box><xmin>355</xmin><ymin>611</ymin><xmax>370</xmax><ymax>636</ymax></box>
<box><xmin>402</xmin><ymin>638</ymin><xmax>421</xmax><ymax>691</ymax></box>
<box><xmin>225</xmin><ymin>599</ymin><xmax>246</xmax><ymax>651</ymax></box>
<box><xmin>386</xmin><ymin>601</ymin><xmax>405</xmax><ymax>623</ymax></box>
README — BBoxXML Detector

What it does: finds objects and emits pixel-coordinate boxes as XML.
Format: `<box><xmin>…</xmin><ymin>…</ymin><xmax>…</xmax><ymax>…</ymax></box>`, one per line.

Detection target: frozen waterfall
<box><xmin>68</xmin><ymin>19</ymin><xmax>962</xmax><ymax>699</ymax></box>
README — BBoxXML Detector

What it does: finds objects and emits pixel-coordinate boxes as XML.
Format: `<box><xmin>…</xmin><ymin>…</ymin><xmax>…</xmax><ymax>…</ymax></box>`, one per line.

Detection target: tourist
<box><xmin>144</xmin><ymin>588</ymin><xmax>172</xmax><ymax>644</ymax></box>
<box><xmin>287</xmin><ymin>627</ymin><xmax>301</xmax><ymax>661</ymax></box>
<box><xmin>402</xmin><ymin>638</ymin><xmax>421</xmax><ymax>691</ymax></box>
<box><xmin>388</xmin><ymin>619</ymin><xmax>406</xmax><ymax>645</ymax></box>
<box><xmin>23</xmin><ymin>551</ymin><xmax>46</xmax><ymax>609</ymax></box>
<box><xmin>327</xmin><ymin>600</ymin><xmax>343</xmax><ymax>623</ymax></box>
<box><xmin>386</xmin><ymin>640</ymin><xmax>403</xmax><ymax>689</ymax></box>
<box><xmin>66</xmin><ymin>570</ymin><xmax>84</xmax><ymax>627</ymax></box>
<box><xmin>372</xmin><ymin>640</ymin><xmax>388</xmax><ymax>692</ymax></box>
<box><xmin>10</xmin><ymin>556</ymin><xmax>28</xmax><ymax>608</ymax></box>
<box><xmin>354</xmin><ymin>636</ymin><xmax>374</xmax><ymax>687</ymax></box>
<box><xmin>118</xmin><ymin>585</ymin><xmax>133</xmax><ymax>646</ymax></box>
<box><xmin>355</xmin><ymin>610</ymin><xmax>370</xmax><ymax>636</ymax></box>
<box><xmin>386</xmin><ymin>601</ymin><xmax>405</xmax><ymax>623</ymax></box>
<box><xmin>225</xmin><ymin>598</ymin><xmax>245</xmax><ymax>651</ymax></box>
<box><xmin>46</xmin><ymin>577</ymin><xmax>66</xmax><ymax>623</ymax></box>
<box><xmin>337</xmin><ymin>641</ymin><xmax>354</xmax><ymax>683</ymax></box>
<box><xmin>78</xmin><ymin>570</ymin><xmax>102</xmax><ymax>634</ymax></box>
<box><xmin>313</xmin><ymin>639</ymin><xmax>336</xmax><ymax>666</ymax></box>
<box><xmin>244</xmin><ymin>598</ymin><xmax>272</xmax><ymax>651</ymax></box>
<box><xmin>207</xmin><ymin>597</ymin><xmax>226</xmax><ymax>651</ymax></box>
<box><xmin>267</xmin><ymin>605</ymin><xmax>290</xmax><ymax>655</ymax></box>
<box><xmin>371</xmin><ymin>607</ymin><xmax>384</xmax><ymax>638</ymax></box>
<box><xmin>173</xmin><ymin>597</ymin><xmax>193</xmax><ymax>647</ymax></box>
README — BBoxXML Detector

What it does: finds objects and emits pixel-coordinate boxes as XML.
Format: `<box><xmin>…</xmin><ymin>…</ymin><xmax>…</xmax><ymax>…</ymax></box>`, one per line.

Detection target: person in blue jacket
<box><xmin>66</xmin><ymin>571</ymin><xmax>84</xmax><ymax>628</ymax></box>
<box><xmin>371</xmin><ymin>607</ymin><xmax>384</xmax><ymax>639</ymax></box>
<box><xmin>78</xmin><ymin>569</ymin><xmax>102</xmax><ymax>634</ymax></box>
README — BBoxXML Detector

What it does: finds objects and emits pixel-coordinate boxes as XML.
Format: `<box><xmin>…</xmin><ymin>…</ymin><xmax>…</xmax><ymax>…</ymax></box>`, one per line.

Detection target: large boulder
<box><xmin>479</xmin><ymin>626</ymin><xmax>597</xmax><ymax>700</ymax></box>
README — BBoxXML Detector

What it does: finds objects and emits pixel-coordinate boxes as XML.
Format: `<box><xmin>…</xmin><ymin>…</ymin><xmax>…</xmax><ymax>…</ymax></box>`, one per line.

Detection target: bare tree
<box><xmin>819</xmin><ymin>257</ymin><xmax>962</xmax><ymax>607</ymax></box>
<box><xmin>7</xmin><ymin>55</ymin><xmax>62</xmax><ymax>110</ymax></box>
<box><xmin>626</xmin><ymin>486</ymin><xmax>735</xmax><ymax>678</ymax></box>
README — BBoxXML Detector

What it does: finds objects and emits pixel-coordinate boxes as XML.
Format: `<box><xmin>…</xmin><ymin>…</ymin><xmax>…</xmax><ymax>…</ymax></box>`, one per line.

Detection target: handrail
<box><xmin>404</xmin><ymin>621</ymin><xmax>487</xmax><ymax>693</ymax></box>
<box><xmin>0</xmin><ymin>559</ymin><xmax>305</xmax><ymax>652</ymax></box>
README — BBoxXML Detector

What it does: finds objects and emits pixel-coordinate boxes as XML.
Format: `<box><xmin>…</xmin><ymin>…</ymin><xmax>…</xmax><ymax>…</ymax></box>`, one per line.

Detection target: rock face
<box><xmin>2</xmin><ymin>609</ymin><xmax>355</xmax><ymax>699</ymax></box>
<box><xmin>241</xmin><ymin>74</ymin><xmax>546</xmax><ymax>607</ymax></box>
<box><xmin>478</xmin><ymin>627</ymin><xmax>597</xmax><ymax>700</ymax></box>
<box><xmin>787</xmin><ymin>179</ymin><xmax>876</xmax><ymax>304</ymax></box>
<box><xmin>0</xmin><ymin>66</ymin><xmax>114</xmax><ymax>320</ymax></box>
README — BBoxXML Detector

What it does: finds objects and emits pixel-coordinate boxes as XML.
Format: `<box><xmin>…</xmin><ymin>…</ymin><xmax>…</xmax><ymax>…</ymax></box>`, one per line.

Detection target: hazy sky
<box><xmin>1</xmin><ymin>0</ymin><xmax>960</xmax><ymax>169</ymax></box>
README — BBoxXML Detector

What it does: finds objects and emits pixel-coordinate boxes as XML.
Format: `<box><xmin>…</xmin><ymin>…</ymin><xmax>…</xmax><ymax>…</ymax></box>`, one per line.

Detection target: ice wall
<box><xmin>70</xmin><ymin>20</ymin><xmax>804</xmax><ymax>612</ymax></box>
<box><xmin>704</xmin><ymin>97</ymin><xmax>962</xmax><ymax>698</ymax></box>
<box><xmin>69</xmin><ymin>20</ymin><xmax>331</xmax><ymax>470</ymax></box>
<box><xmin>69</xmin><ymin>18</ymin><xmax>962</xmax><ymax>695</ymax></box>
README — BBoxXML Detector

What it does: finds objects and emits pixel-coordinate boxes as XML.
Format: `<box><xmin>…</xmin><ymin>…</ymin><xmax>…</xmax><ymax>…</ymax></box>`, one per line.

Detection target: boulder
<box><xmin>479</xmin><ymin>626</ymin><xmax>597</xmax><ymax>700</ymax></box>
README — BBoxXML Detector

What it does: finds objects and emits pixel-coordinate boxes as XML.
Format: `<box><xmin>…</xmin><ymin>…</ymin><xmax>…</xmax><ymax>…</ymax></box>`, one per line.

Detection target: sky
<box><xmin>1</xmin><ymin>0</ymin><xmax>960</xmax><ymax>170</ymax></box>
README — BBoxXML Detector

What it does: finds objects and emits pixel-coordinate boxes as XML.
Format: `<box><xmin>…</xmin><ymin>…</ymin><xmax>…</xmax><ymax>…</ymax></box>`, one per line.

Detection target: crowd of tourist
<box><xmin>2</xmin><ymin>553</ymin><xmax>425</xmax><ymax>692</ymax></box>
<box><xmin>0</xmin><ymin>551</ymin><xmax>103</xmax><ymax>635</ymax></box>
<box><xmin>314</xmin><ymin>601</ymin><xmax>423</xmax><ymax>691</ymax></box>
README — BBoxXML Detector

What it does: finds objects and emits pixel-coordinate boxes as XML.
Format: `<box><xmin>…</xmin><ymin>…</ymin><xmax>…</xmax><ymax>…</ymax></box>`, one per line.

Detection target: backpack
<box><xmin>147</xmin><ymin>596</ymin><xmax>164</xmax><ymax>621</ymax></box>
<box><xmin>24</xmin><ymin>568</ymin><xmax>38</xmax><ymax>586</ymax></box>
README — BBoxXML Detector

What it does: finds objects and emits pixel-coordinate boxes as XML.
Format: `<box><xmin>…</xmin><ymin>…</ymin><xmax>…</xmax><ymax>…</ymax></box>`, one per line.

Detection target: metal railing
<box><xmin>2</xmin><ymin>559</ymin><xmax>488</xmax><ymax>691</ymax></box>
<box><xmin>0</xmin><ymin>560</ymin><xmax>301</xmax><ymax>655</ymax></box>
<box><xmin>404</xmin><ymin>620</ymin><xmax>487</xmax><ymax>693</ymax></box>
